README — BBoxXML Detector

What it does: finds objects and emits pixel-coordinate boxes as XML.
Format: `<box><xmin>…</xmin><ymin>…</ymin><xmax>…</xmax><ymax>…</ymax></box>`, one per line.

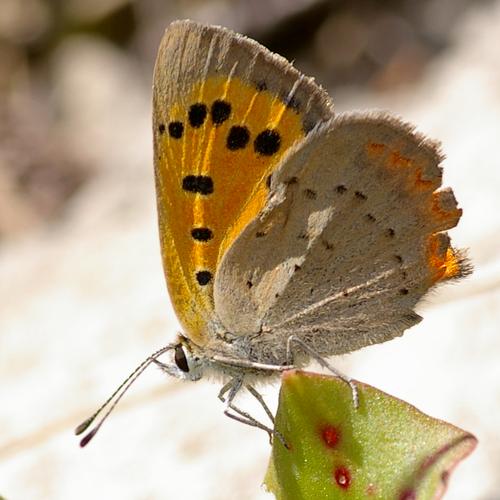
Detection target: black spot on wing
<box><xmin>254</xmin><ymin>129</ymin><xmax>281</xmax><ymax>156</ymax></box>
<box><xmin>196</xmin><ymin>271</ymin><xmax>212</xmax><ymax>286</ymax></box>
<box><xmin>168</xmin><ymin>121</ymin><xmax>184</xmax><ymax>139</ymax></box>
<box><xmin>211</xmin><ymin>100</ymin><xmax>231</xmax><ymax>125</ymax></box>
<box><xmin>191</xmin><ymin>227</ymin><xmax>213</xmax><ymax>241</ymax></box>
<box><xmin>188</xmin><ymin>103</ymin><xmax>207</xmax><ymax>128</ymax></box>
<box><xmin>182</xmin><ymin>175</ymin><xmax>213</xmax><ymax>195</ymax></box>
<box><xmin>227</xmin><ymin>126</ymin><xmax>250</xmax><ymax>150</ymax></box>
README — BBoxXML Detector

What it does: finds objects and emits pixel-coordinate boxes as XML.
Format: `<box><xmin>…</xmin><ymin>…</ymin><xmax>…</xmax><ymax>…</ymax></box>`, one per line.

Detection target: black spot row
<box><xmin>158</xmin><ymin>100</ymin><xmax>232</xmax><ymax>138</ymax></box>
<box><xmin>362</xmin><ymin>213</ymin><xmax>396</xmax><ymax>243</ymax></box>
<box><xmin>335</xmin><ymin>185</ymin><xmax>369</xmax><ymax>201</ymax></box>
<box><xmin>191</xmin><ymin>222</ymin><xmax>213</xmax><ymax>285</ymax></box>
<box><xmin>158</xmin><ymin>100</ymin><xmax>281</xmax><ymax>156</ymax></box>
<box><xmin>226</xmin><ymin>126</ymin><xmax>281</xmax><ymax>156</ymax></box>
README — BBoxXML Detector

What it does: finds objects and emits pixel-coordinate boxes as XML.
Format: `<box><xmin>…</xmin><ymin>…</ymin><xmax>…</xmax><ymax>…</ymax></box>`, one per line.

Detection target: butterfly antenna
<box><xmin>75</xmin><ymin>344</ymin><xmax>176</xmax><ymax>447</ymax></box>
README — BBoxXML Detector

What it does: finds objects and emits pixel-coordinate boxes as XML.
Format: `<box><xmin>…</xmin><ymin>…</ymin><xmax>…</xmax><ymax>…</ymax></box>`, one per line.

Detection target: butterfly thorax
<box><xmin>177</xmin><ymin>329</ymin><xmax>302</xmax><ymax>384</ymax></box>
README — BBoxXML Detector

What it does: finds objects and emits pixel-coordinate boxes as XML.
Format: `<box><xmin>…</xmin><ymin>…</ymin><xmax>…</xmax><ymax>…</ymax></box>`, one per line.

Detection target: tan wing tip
<box><xmin>158</xmin><ymin>19</ymin><xmax>334</xmax><ymax>123</ymax></box>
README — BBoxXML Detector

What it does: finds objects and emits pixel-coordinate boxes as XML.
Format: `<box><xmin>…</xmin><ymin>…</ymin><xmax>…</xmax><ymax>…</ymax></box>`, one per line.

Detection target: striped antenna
<box><xmin>75</xmin><ymin>344</ymin><xmax>176</xmax><ymax>447</ymax></box>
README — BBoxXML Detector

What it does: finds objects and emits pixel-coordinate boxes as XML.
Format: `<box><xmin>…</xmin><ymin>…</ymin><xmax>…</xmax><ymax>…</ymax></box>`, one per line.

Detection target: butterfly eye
<box><xmin>174</xmin><ymin>345</ymin><xmax>190</xmax><ymax>372</ymax></box>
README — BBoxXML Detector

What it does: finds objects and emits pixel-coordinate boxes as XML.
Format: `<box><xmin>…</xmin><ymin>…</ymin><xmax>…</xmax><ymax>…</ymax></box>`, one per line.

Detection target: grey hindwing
<box><xmin>214</xmin><ymin>112</ymin><xmax>468</xmax><ymax>362</ymax></box>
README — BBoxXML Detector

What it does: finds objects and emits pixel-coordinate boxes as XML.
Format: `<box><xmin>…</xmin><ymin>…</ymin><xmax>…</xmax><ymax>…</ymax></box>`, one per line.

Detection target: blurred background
<box><xmin>1</xmin><ymin>0</ymin><xmax>499</xmax><ymax>498</ymax></box>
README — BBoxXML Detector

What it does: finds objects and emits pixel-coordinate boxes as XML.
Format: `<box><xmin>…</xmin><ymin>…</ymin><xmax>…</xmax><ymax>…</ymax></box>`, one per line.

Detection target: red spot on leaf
<box><xmin>366</xmin><ymin>483</ymin><xmax>377</xmax><ymax>496</ymax></box>
<box><xmin>399</xmin><ymin>489</ymin><xmax>416</xmax><ymax>500</ymax></box>
<box><xmin>321</xmin><ymin>425</ymin><xmax>341</xmax><ymax>448</ymax></box>
<box><xmin>334</xmin><ymin>466</ymin><xmax>351</xmax><ymax>489</ymax></box>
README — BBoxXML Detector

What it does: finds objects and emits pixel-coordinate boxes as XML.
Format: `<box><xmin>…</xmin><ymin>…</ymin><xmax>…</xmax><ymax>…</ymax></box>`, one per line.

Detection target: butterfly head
<box><xmin>173</xmin><ymin>334</ymin><xmax>205</xmax><ymax>381</ymax></box>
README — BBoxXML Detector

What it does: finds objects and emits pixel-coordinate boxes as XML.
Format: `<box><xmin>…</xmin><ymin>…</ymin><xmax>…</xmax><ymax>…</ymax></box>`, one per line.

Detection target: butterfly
<box><xmin>76</xmin><ymin>19</ymin><xmax>470</xmax><ymax>446</ymax></box>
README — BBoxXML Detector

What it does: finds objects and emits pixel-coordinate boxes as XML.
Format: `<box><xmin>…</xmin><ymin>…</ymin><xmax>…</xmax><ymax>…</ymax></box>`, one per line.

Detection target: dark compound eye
<box><xmin>174</xmin><ymin>345</ymin><xmax>189</xmax><ymax>372</ymax></box>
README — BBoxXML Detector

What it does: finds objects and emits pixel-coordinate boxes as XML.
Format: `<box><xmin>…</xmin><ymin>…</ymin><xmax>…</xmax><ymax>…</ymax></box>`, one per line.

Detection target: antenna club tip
<box><xmin>80</xmin><ymin>428</ymin><xmax>98</xmax><ymax>448</ymax></box>
<box><xmin>75</xmin><ymin>417</ymin><xmax>93</xmax><ymax>436</ymax></box>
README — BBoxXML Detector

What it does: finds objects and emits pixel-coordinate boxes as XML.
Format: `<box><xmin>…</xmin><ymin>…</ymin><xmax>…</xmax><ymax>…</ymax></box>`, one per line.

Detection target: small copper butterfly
<box><xmin>76</xmin><ymin>20</ymin><xmax>471</xmax><ymax>446</ymax></box>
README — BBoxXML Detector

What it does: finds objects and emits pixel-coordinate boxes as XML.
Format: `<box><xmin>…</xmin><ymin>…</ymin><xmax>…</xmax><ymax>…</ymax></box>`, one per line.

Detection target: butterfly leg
<box><xmin>221</xmin><ymin>378</ymin><xmax>288</xmax><ymax>448</ymax></box>
<box><xmin>217</xmin><ymin>380</ymin><xmax>235</xmax><ymax>403</ymax></box>
<box><xmin>246</xmin><ymin>385</ymin><xmax>275</xmax><ymax>424</ymax></box>
<box><xmin>221</xmin><ymin>380</ymin><xmax>276</xmax><ymax>427</ymax></box>
<box><xmin>286</xmin><ymin>335</ymin><xmax>359</xmax><ymax>408</ymax></box>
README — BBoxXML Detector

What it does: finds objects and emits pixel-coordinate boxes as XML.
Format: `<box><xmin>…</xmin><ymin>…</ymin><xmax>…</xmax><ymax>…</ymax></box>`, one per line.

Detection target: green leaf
<box><xmin>265</xmin><ymin>370</ymin><xmax>476</xmax><ymax>500</ymax></box>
